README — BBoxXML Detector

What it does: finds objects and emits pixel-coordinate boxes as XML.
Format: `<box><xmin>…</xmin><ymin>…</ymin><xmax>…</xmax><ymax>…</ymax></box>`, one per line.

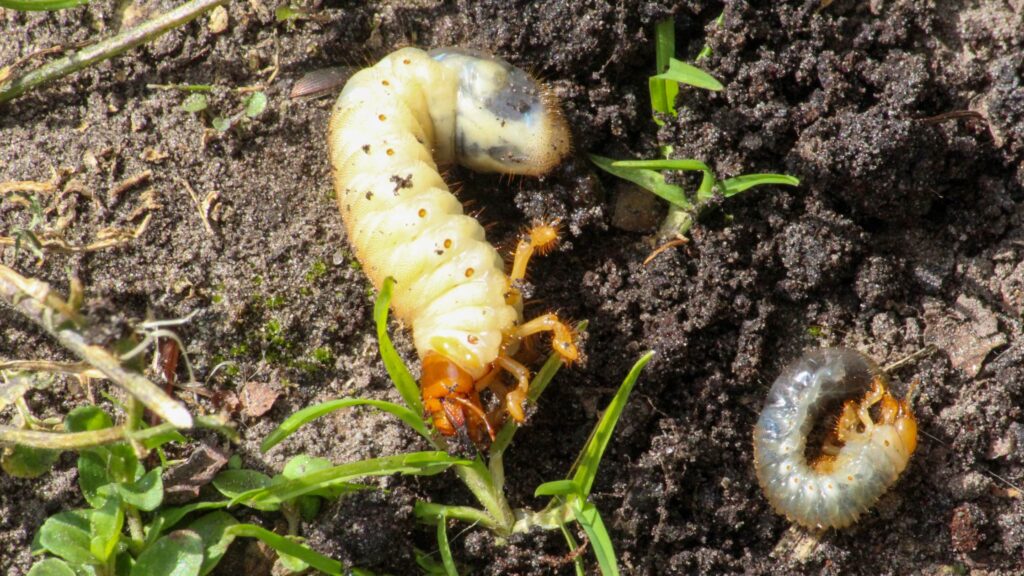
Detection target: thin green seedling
<box><xmin>0</xmin><ymin>0</ymin><xmax>228</xmax><ymax>104</ymax></box>
<box><xmin>222</xmin><ymin>451</ymin><xmax>469</xmax><ymax>510</ymax></box>
<box><xmin>0</xmin><ymin>0</ymin><xmax>88</xmax><ymax>10</ymax></box>
<box><xmin>436</xmin><ymin>513</ymin><xmax>459</xmax><ymax>576</ymax></box>
<box><xmin>373</xmin><ymin>277</ymin><xmax>423</xmax><ymax>415</ymax></box>
<box><xmin>532</xmin><ymin>351</ymin><xmax>655</xmax><ymax>576</ymax></box>
<box><xmin>415</xmin><ymin>548</ymin><xmax>452</xmax><ymax>576</ymax></box>
<box><xmin>649</xmin><ymin>19</ymin><xmax>723</xmax><ymax>125</ymax></box>
<box><xmin>695</xmin><ymin>11</ymin><xmax>725</xmax><ymax>62</ymax></box>
<box><xmin>591</xmin><ymin>17</ymin><xmax>799</xmax><ymax>241</ymax></box>
<box><xmin>560</xmin><ymin>523</ymin><xmax>586</xmax><ymax>576</ymax></box>
<box><xmin>261</xmin><ymin>398</ymin><xmax>430</xmax><ymax>451</ymax></box>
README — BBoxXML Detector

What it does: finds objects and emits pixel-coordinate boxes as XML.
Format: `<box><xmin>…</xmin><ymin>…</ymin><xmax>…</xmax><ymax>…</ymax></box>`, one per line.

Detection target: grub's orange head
<box><xmin>420</xmin><ymin>351</ymin><xmax>476</xmax><ymax>437</ymax></box>
<box><xmin>421</xmin><ymin>352</ymin><xmax>474</xmax><ymax>401</ymax></box>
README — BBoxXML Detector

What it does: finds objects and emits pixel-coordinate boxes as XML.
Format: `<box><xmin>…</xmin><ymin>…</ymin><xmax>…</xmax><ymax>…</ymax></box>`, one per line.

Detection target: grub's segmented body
<box><xmin>327</xmin><ymin>47</ymin><xmax>574</xmax><ymax>439</ymax></box>
<box><xmin>753</xmin><ymin>348</ymin><xmax>918</xmax><ymax>530</ymax></box>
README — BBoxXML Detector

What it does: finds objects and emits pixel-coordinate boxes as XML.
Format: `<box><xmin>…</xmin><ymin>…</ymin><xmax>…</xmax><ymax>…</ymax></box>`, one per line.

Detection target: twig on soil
<box><xmin>918</xmin><ymin>110</ymin><xmax>986</xmax><ymax>125</ymax></box>
<box><xmin>0</xmin><ymin>359</ymin><xmax>103</xmax><ymax>379</ymax></box>
<box><xmin>107</xmin><ymin>170</ymin><xmax>153</xmax><ymax>205</ymax></box>
<box><xmin>0</xmin><ymin>413</ymin><xmax>227</xmax><ymax>450</ymax></box>
<box><xmin>0</xmin><ymin>264</ymin><xmax>193</xmax><ymax>428</ymax></box>
<box><xmin>642</xmin><ymin>233</ymin><xmax>688</xmax><ymax>266</ymax></box>
<box><xmin>0</xmin><ymin>0</ymin><xmax>229</xmax><ymax>104</ymax></box>
<box><xmin>0</xmin><ymin>173</ymin><xmax>59</xmax><ymax>198</ymax></box>
<box><xmin>176</xmin><ymin>177</ymin><xmax>217</xmax><ymax>236</ymax></box>
<box><xmin>0</xmin><ymin>213</ymin><xmax>152</xmax><ymax>256</ymax></box>
<box><xmin>882</xmin><ymin>344</ymin><xmax>938</xmax><ymax>374</ymax></box>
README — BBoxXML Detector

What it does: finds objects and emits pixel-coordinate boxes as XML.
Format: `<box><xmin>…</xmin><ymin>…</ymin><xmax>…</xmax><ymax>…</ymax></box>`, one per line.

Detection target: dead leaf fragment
<box><xmin>923</xmin><ymin>295</ymin><xmax>1007</xmax><ymax>377</ymax></box>
<box><xmin>161</xmin><ymin>443</ymin><xmax>229</xmax><ymax>504</ymax></box>
<box><xmin>141</xmin><ymin>147</ymin><xmax>169</xmax><ymax>163</ymax></box>
<box><xmin>108</xmin><ymin>170</ymin><xmax>153</xmax><ymax>205</ymax></box>
<box><xmin>240</xmin><ymin>381</ymin><xmax>279</xmax><ymax>417</ymax></box>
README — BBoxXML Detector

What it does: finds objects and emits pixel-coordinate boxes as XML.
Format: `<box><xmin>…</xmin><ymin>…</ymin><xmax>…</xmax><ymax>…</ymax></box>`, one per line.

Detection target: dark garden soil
<box><xmin>2</xmin><ymin>0</ymin><xmax>1024</xmax><ymax>574</ymax></box>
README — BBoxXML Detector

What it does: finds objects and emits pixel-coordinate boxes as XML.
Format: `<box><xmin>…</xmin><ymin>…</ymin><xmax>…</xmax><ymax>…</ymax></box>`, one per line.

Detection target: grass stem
<box><xmin>0</xmin><ymin>264</ymin><xmax>192</xmax><ymax>428</ymax></box>
<box><xmin>0</xmin><ymin>0</ymin><xmax>228</xmax><ymax>104</ymax></box>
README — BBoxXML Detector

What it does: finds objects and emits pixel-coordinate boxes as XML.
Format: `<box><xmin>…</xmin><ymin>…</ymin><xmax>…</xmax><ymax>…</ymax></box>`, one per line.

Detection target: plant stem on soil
<box><xmin>0</xmin><ymin>264</ymin><xmax>193</xmax><ymax>428</ymax></box>
<box><xmin>0</xmin><ymin>0</ymin><xmax>228</xmax><ymax>104</ymax></box>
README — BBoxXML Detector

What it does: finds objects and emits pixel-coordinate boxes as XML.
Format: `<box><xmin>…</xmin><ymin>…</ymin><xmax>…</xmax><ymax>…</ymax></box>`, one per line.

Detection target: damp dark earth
<box><xmin>2</xmin><ymin>1</ymin><xmax>1024</xmax><ymax>574</ymax></box>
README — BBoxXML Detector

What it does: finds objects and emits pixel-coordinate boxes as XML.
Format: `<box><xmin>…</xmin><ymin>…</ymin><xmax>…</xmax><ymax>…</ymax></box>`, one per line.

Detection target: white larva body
<box><xmin>753</xmin><ymin>348</ymin><xmax>917</xmax><ymax>530</ymax></box>
<box><xmin>326</xmin><ymin>47</ymin><xmax>569</xmax><ymax>380</ymax></box>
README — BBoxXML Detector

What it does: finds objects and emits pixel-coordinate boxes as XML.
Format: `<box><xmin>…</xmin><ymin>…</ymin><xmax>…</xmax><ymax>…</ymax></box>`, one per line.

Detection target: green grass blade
<box><xmin>0</xmin><ymin>0</ymin><xmax>88</xmax><ymax>11</ymax></box>
<box><xmin>225</xmin><ymin>524</ymin><xmax>342</xmax><ymax>575</ymax></box>
<box><xmin>260</xmin><ymin>398</ymin><xmax>429</xmax><ymax>452</ymax></box>
<box><xmin>452</xmin><ymin>457</ymin><xmax>515</xmax><ymax>531</ymax></box>
<box><xmin>572</xmin><ymin>352</ymin><xmax>655</xmax><ymax>497</ymax></box>
<box><xmin>560</xmin><ymin>523</ymin><xmax>586</xmax><ymax>576</ymax></box>
<box><xmin>589</xmin><ymin>155</ymin><xmax>692</xmax><ymax>210</ymax></box>
<box><xmin>374</xmin><ymin>277</ymin><xmax>424</xmax><ymax>415</ymax></box>
<box><xmin>718</xmin><ymin>173</ymin><xmax>800</xmax><ymax>197</ymax></box>
<box><xmin>610</xmin><ymin>159</ymin><xmax>711</xmax><ymax>172</ymax></box>
<box><xmin>696</xmin><ymin>11</ymin><xmax>725</xmax><ymax>61</ymax></box>
<box><xmin>436</xmin><ymin>516</ymin><xmax>459</xmax><ymax>576</ymax></box>
<box><xmin>695</xmin><ymin>170</ymin><xmax>716</xmax><ymax>203</ymax></box>
<box><xmin>652</xmin><ymin>58</ymin><xmax>724</xmax><ymax>92</ymax></box>
<box><xmin>414</xmin><ymin>502</ymin><xmax>498</xmax><ymax>531</ymax></box>
<box><xmin>649</xmin><ymin>18</ymin><xmax>679</xmax><ymax>120</ymax></box>
<box><xmin>572</xmin><ymin>500</ymin><xmax>620</xmax><ymax>576</ymax></box>
<box><xmin>230</xmin><ymin>452</ymin><xmax>468</xmax><ymax>508</ymax></box>
<box><xmin>152</xmin><ymin>501</ymin><xmax>231</xmax><ymax>536</ymax></box>
<box><xmin>534</xmin><ymin>479</ymin><xmax>580</xmax><ymax>498</ymax></box>
<box><xmin>415</xmin><ymin>548</ymin><xmax>450</xmax><ymax>575</ymax></box>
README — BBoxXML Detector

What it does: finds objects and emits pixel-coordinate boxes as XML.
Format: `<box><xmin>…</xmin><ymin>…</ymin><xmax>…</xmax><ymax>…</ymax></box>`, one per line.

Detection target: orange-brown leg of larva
<box><xmin>495</xmin><ymin>355</ymin><xmax>532</xmax><ymax>422</ymax></box>
<box><xmin>514</xmin><ymin>313</ymin><xmax>579</xmax><ymax>363</ymax></box>
<box><xmin>474</xmin><ymin>366</ymin><xmax>502</xmax><ymax>392</ymax></box>
<box><xmin>856</xmin><ymin>377</ymin><xmax>889</xmax><ymax>432</ymax></box>
<box><xmin>506</xmin><ymin>223</ymin><xmax>561</xmax><ymax>309</ymax></box>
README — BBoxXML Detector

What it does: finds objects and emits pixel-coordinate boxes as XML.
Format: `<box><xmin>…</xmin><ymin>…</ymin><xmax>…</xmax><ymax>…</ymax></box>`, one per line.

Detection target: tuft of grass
<box><xmin>592</xmin><ymin>17</ymin><xmax>799</xmax><ymax>240</ymax></box>
<box><xmin>649</xmin><ymin>19</ymin><xmax>722</xmax><ymax>125</ymax></box>
<box><xmin>533</xmin><ymin>352</ymin><xmax>655</xmax><ymax>576</ymax></box>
